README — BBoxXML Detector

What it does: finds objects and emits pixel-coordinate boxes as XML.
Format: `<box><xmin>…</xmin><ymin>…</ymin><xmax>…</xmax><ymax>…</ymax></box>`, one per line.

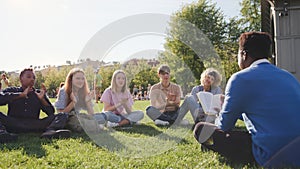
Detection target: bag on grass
<box><xmin>66</xmin><ymin>110</ymin><xmax>100</xmax><ymax>133</ymax></box>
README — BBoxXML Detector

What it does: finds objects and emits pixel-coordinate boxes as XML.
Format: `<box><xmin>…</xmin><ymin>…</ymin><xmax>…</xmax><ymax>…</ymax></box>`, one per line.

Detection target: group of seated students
<box><xmin>0</xmin><ymin>31</ymin><xmax>300</xmax><ymax>168</ymax></box>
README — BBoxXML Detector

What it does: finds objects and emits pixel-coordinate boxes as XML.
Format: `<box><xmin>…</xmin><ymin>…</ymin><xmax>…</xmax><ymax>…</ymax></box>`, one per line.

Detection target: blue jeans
<box><xmin>94</xmin><ymin>110</ymin><xmax>144</xmax><ymax>124</ymax></box>
<box><xmin>175</xmin><ymin>95</ymin><xmax>204</xmax><ymax>124</ymax></box>
<box><xmin>146</xmin><ymin>106</ymin><xmax>179</xmax><ymax>124</ymax></box>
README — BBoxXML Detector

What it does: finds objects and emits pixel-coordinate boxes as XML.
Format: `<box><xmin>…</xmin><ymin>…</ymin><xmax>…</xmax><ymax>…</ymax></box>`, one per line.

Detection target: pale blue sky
<box><xmin>0</xmin><ymin>0</ymin><xmax>241</xmax><ymax>72</ymax></box>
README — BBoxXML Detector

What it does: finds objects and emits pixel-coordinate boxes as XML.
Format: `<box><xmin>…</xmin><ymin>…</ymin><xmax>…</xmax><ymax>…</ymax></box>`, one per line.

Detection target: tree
<box><xmin>98</xmin><ymin>64</ymin><xmax>120</xmax><ymax>92</ymax></box>
<box><xmin>34</xmin><ymin>71</ymin><xmax>45</xmax><ymax>89</ymax></box>
<box><xmin>44</xmin><ymin>67</ymin><xmax>64</xmax><ymax>98</ymax></box>
<box><xmin>130</xmin><ymin>68</ymin><xmax>159</xmax><ymax>93</ymax></box>
<box><xmin>84</xmin><ymin>66</ymin><xmax>95</xmax><ymax>90</ymax></box>
<box><xmin>239</xmin><ymin>0</ymin><xmax>261</xmax><ymax>31</ymax></box>
<box><xmin>161</xmin><ymin>0</ymin><xmax>229</xmax><ymax>92</ymax></box>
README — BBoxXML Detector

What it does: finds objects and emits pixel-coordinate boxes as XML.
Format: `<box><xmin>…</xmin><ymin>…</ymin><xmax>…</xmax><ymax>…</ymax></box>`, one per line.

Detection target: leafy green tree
<box><xmin>161</xmin><ymin>0</ymin><xmax>229</xmax><ymax>93</ymax></box>
<box><xmin>34</xmin><ymin>71</ymin><xmax>45</xmax><ymax>89</ymax></box>
<box><xmin>84</xmin><ymin>66</ymin><xmax>96</xmax><ymax>90</ymax></box>
<box><xmin>123</xmin><ymin>59</ymin><xmax>156</xmax><ymax>92</ymax></box>
<box><xmin>7</xmin><ymin>73</ymin><xmax>19</xmax><ymax>87</ymax></box>
<box><xmin>130</xmin><ymin>68</ymin><xmax>159</xmax><ymax>92</ymax></box>
<box><xmin>44</xmin><ymin>67</ymin><xmax>62</xmax><ymax>98</ymax></box>
<box><xmin>239</xmin><ymin>0</ymin><xmax>261</xmax><ymax>31</ymax></box>
<box><xmin>98</xmin><ymin>63</ymin><xmax>120</xmax><ymax>93</ymax></box>
<box><xmin>219</xmin><ymin>17</ymin><xmax>243</xmax><ymax>82</ymax></box>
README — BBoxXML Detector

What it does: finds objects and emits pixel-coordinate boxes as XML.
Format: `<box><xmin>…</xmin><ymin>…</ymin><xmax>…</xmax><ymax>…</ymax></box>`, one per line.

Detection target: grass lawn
<box><xmin>0</xmin><ymin>99</ymin><xmax>260</xmax><ymax>169</ymax></box>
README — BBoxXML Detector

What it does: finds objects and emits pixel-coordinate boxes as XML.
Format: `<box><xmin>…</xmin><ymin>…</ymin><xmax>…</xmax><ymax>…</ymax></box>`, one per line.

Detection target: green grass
<box><xmin>0</xmin><ymin>99</ymin><xmax>260</xmax><ymax>169</ymax></box>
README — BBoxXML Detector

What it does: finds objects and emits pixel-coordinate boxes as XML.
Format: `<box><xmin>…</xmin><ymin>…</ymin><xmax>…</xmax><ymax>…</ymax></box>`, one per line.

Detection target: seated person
<box><xmin>54</xmin><ymin>68</ymin><xmax>95</xmax><ymax>132</ymax></box>
<box><xmin>0</xmin><ymin>68</ymin><xmax>70</xmax><ymax>143</ymax></box>
<box><xmin>94</xmin><ymin>70</ymin><xmax>144</xmax><ymax>127</ymax></box>
<box><xmin>175</xmin><ymin>67</ymin><xmax>222</xmax><ymax>125</ymax></box>
<box><xmin>193</xmin><ymin>32</ymin><xmax>300</xmax><ymax>167</ymax></box>
<box><xmin>146</xmin><ymin>64</ymin><xmax>181</xmax><ymax>126</ymax></box>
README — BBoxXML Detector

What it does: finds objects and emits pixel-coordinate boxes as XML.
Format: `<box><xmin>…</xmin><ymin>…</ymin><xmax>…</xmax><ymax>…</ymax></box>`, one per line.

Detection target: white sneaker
<box><xmin>180</xmin><ymin>119</ymin><xmax>190</xmax><ymax>126</ymax></box>
<box><xmin>154</xmin><ymin>119</ymin><xmax>169</xmax><ymax>126</ymax></box>
<box><xmin>106</xmin><ymin>121</ymin><xmax>119</xmax><ymax>128</ymax></box>
<box><xmin>135</xmin><ymin>121</ymin><xmax>142</xmax><ymax>125</ymax></box>
<box><xmin>98</xmin><ymin>124</ymin><xmax>105</xmax><ymax>130</ymax></box>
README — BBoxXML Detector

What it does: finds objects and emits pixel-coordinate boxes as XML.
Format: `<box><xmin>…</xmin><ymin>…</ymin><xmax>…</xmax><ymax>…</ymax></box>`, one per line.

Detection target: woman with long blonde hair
<box><xmin>94</xmin><ymin>70</ymin><xmax>144</xmax><ymax>127</ymax></box>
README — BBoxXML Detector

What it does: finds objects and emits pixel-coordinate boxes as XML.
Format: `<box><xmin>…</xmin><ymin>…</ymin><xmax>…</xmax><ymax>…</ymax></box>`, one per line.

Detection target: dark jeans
<box><xmin>0</xmin><ymin>112</ymin><xmax>68</xmax><ymax>133</ymax></box>
<box><xmin>193</xmin><ymin>122</ymin><xmax>255</xmax><ymax>164</ymax></box>
<box><xmin>146</xmin><ymin>106</ymin><xmax>179</xmax><ymax>124</ymax></box>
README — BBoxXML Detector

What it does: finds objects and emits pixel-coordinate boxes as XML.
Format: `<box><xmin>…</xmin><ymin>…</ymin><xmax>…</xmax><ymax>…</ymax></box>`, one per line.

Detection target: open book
<box><xmin>196</xmin><ymin>91</ymin><xmax>222</xmax><ymax>115</ymax></box>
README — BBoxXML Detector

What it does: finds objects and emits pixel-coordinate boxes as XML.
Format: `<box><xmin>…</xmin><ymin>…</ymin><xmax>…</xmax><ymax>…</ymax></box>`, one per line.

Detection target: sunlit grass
<box><xmin>0</xmin><ymin>99</ymin><xmax>258</xmax><ymax>168</ymax></box>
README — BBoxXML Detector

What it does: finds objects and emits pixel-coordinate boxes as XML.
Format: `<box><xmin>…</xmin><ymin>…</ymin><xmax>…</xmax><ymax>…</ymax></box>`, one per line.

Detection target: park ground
<box><xmin>0</xmin><ymin>99</ymin><xmax>260</xmax><ymax>169</ymax></box>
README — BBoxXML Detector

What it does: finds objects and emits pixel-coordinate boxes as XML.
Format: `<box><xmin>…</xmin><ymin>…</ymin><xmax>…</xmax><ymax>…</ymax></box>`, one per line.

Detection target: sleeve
<box><xmin>41</xmin><ymin>95</ymin><xmax>55</xmax><ymax>116</ymax></box>
<box><xmin>127</xmin><ymin>90</ymin><xmax>134</xmax><ymax>107</ymax></box>
<box><xmin>213</xmin><ymin>86</ymin><xmax>223</xmax><ymax>95</ymax></box>
<box><xmin>100</xmin><ymin>88</ymin><xmax>112</xmax><ymax>105</ymax></box>
<box><xmin>190</xmin><ymin>86</ymin><xmax>199</xmax><ymax>101</ymax></box>
<box><xmin>215</xmin><ymin>74</ymin><xmax>246</xmax><ymax>131</ymax></box>
<box><xmin>0</xmin><ymin>92</ymin><xmax>20</xmax><ymax>106</ymax></box>
<box><xmin>176</xmin><ymin>84</ymin><xmax>182</xmax><ymax>99</ymax></box>
<box><xmin>54</xmin><ymin>88</ymin><xmax>67</xmax><ymax>110</ymax></box>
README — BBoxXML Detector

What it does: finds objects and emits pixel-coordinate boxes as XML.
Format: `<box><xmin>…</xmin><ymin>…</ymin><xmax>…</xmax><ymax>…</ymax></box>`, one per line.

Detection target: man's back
<box><xmin>222</xmin><ymin>62</ymin><xmax>300</xmax><ymax>165</ymax></box>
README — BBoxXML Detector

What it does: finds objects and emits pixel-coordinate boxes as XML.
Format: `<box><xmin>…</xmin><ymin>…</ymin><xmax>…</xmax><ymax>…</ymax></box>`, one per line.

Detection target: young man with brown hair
<box><xmin>146</xmin><ymin>64</ymin><xmax>182</xmax><ymax>126</ymax></box>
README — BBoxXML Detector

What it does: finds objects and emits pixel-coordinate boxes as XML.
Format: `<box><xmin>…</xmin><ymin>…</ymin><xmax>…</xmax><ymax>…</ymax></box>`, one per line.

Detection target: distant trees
<box><xmin>3</xmin><ymin>0</ymin><xmax>261</xmax><ymax>98</ymax></box>
<box><xmin>160</xmin><ymin>0</ymin><xmax>241</xmax><ymax>93</ymax></box>
<box><xmin>158</xmin><ymin>0</ymin><xmax>261</xmax><ymax>94</ymax></box>
<box><xmin>240</xmin><ymin>0</ymin><xmax>261</xmax><ymax>31</ymax></box>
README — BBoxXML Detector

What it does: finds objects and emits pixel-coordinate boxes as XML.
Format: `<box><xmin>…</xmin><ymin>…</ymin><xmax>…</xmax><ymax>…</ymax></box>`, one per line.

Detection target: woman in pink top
<box><xmin>94</xmin><ymin>70</ymin><xmax>144</xmax><ymax>127</ymax></box>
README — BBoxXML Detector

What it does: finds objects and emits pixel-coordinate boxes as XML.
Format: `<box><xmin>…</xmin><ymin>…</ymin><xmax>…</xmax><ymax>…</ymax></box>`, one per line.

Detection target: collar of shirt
<box><xmin>159</xmin><ymin>82</ymin><xmax>171</xmax><ymax>91</ymax></box>
<box><xmin>250</xmin><ymin>58</ymin><xmax>270</xmax><ymax>67</ymax></box>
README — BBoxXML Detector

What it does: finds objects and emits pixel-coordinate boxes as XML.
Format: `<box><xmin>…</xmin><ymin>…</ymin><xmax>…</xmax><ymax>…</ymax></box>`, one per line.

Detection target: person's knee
<box><xmin>94</xmin><ymin>113</ymin><xmax>106</xmax><ymax>124</ymax></box>
<box><xmin>56</xmin><ymin>112</ymin><xmax>68</xmax><ymax>121</ymax></box>
<box><xmin>145</xmin><ymin>106</ymin><xmax>153</xmax><ymax>117</ymax></box>
<box><xmin>193</xmin><ymin>122</ymin><xmax>217</xmax><ymax>144</ymax></box>
<box><xmin>138</xmin><ymin>111</ymin><xmax>144</xmax><ymax>120</ymax></box>
<box><xmin>193</xmin><ymin>122</ymin><xmax>205</xmax><ymax>142</ymax></box>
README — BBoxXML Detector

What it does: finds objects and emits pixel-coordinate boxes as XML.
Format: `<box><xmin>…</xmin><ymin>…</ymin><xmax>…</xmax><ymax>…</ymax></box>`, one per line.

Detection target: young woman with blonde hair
<box><xmin>94</xmin><ymin>70</ymin><xmax>144</xmax><ymax>127</ymax></box>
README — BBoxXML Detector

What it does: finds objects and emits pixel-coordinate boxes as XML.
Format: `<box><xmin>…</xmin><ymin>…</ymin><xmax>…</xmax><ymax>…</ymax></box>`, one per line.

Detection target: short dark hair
<box><xmin>158</xmin><ymin>64</ymin><xmax>170</xmax><ymax>74</ymax></box>
<box><xmin>20</xmin><ymin>68</ymin><xmax>34</xmax><ymax>78</ymax></box>
<box><xmin>239</xmin><ymin>31</ymin><xmax>272</xmax><ymax>59</ymax></box>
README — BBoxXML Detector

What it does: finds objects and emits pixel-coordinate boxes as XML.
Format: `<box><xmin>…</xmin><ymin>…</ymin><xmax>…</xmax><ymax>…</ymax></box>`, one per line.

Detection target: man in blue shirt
<box><xmin>193</xmin><ymin>32</ymin><xmax>300</xmax><ymax>167</ymax></box>
<box><xmin>0</xmin><ymin>68</ymin><xmax>70</xmax><ymax>143</ymax></box>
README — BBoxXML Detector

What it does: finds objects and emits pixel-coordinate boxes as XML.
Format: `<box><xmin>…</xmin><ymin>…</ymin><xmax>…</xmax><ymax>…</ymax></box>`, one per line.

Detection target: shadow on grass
<box><xmin>114</xmin><ymin>123</ymin><xmax>163</xmax><ymax>136</ymax></box>
<box><xmin>0</xmin><ymin>132</ymin><xmax>101</xmax><ymax>158</ymax></box>
<box><xmin>0</xmin><ymin>133</ymin><xmax>53</xmax><ymax>158</ymax></box>
<box><xmin>217</xmin><ymin>155</ymin><xmax>260</xmax><ymax>168</ymax></box>
<box><xmin>114</xmin><ymin>123</ymin><xmax>192</xmax><ymax>145</ymax></box>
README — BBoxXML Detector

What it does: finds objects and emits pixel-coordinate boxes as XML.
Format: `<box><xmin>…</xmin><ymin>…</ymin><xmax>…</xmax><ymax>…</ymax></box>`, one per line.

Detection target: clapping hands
<box><xmin>35</xmin><ymin>83</ymin><xmax>47</xmax><ymax>100</ymax></box>
<box><xmin>85</xmin><ymin>90</ymin><xmax>95</xmax><ymax>103</ymax></box>
<box><xmin>115</xmin><ymin>97</ymin><xmax>129</xmax><ymax>108</ymax></box>
<box><xmin>20</xmin><ymin>83</ymin><xmax>47</xmax><ymax>100</ymax></box>
<box><xmin>120</xmin><ymin>97</ymin><xmax>128</xmax><ymax>105</ymax></box>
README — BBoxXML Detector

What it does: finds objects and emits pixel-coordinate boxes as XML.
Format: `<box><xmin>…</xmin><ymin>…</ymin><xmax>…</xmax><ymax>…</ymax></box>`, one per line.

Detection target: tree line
<box><xmin>2</xmin><ymin>0</ymin><xmax>260</xmax><ymax>97</ymax></box>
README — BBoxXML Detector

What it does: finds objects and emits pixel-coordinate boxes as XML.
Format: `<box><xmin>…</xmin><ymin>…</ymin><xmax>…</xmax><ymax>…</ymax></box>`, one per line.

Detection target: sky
<box><xmin>0</xmin><ymin>0</ymin><xmax>241</xmax><ymax>72</ymax></box>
